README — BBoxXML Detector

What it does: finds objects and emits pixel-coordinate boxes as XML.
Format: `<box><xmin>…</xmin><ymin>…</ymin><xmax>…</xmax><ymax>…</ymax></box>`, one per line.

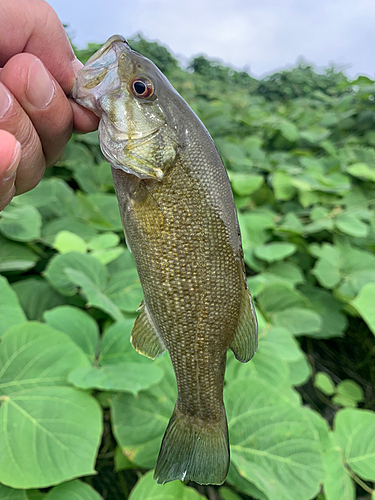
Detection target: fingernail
<box><xmin>26</xmin><ymin>59</ymin><xmax>55</xmax><ymax>109</ymax></box>
<box><xmin>0</xmin><ymin>84</ymin><xmax>11</xmax><ymax>119</ymax></box>
<box><xmin>71</xmin><ymin>57</ymin><xmax>83</xmax><ymax>78</ymax></box>
<box><xmin>3</xmin><ymin>140</ymin><xmax>21</xmax><ymax>181</ymax></box>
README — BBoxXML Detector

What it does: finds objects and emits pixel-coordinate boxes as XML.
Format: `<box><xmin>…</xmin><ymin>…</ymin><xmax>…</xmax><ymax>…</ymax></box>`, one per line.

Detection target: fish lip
<box><xmin>85</xmin><ymin>34</ymin><xmax>129</xmax><ymax>65</ymax></box>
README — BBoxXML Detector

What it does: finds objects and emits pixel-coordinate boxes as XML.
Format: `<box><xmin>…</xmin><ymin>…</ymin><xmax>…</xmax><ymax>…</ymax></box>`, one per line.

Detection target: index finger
<box><xmin>0</xmin><ymin>0</ymin><xmax>80</xmax><ymax>94</ymax></box>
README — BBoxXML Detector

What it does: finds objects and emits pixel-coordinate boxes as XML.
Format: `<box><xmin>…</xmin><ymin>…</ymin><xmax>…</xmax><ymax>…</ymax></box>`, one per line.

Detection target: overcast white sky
<box><xmin>48</xmin><ymin>0</ymin><xmax>375</xmax><ymax>79</ymax></box>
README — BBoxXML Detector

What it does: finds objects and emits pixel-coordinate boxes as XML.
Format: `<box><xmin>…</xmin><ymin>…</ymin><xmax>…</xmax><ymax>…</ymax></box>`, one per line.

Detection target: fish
<box><xmin>72</xmin><ymin>35</ymin><xmax>257</xmax><ymax>486</ymax></box>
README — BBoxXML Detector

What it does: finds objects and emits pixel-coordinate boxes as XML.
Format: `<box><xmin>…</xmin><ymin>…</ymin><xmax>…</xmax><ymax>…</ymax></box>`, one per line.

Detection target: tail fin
<box><xmin>154</xmin><ymin>407</ymin><xmax>229</xmax><ymax>485</ymax></box>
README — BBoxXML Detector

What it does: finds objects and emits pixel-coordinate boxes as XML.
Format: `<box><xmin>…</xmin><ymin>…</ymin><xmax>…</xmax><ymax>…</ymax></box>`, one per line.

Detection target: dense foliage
<box><xmin>0</xmin><ymin>35</ymin><xmax>375</xmax><ymax>500</ymax></box>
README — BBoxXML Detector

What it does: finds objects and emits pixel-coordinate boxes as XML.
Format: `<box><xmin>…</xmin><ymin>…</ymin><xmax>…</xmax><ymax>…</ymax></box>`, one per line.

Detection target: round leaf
<box><xmin>43</xmin><ymin>306</ymin><xmax>99</xmax><ymax>360</ymax></box>
<box><xmin>254</xmin><ymin>243</ymin><xmax>297</xmax><ymax>262</ymax></box>
<box><xmin>0</xmin><ymin>205</ymin><xmax>42</xmax><ymax>242</ymax></box>
<box><xmin>314</xmin><ymin>372</ymin><xmax>335</xmax><ymax>396</ymax></box>
<box><xmin>0</xmin><ymin>322</ymin><xmax>90</xmax><ymax>394</ymax></box>
<box><xmin>0</xmin><ymin>387</ymin><xmax>102</xmax><ymax>488</ymax></box>
<box><xmin>53</xmin><ymin>231</ymin><xmax>88</xmax><ymax>254</ymax></box>
<box><xmin>44</xmin><ymin>252</ymin><xmax>107</xmax><ymax>296</ymax></box>
<box><xmin>226</xmin><ymin>378</ymin><xmax>324</xmax><ymax>500</ymax></box>
<box><xmin>334</xmin><ymin>409</ymin><xmax>375</xmax><ymax>481</ymax></box>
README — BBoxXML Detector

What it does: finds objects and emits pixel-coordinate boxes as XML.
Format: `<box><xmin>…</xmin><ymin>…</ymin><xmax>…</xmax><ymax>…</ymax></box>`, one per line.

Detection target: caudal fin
<box><xmin>154</xmin><ymin>407</ymin><xmax>229</xmax><ymax>485</ymax></box>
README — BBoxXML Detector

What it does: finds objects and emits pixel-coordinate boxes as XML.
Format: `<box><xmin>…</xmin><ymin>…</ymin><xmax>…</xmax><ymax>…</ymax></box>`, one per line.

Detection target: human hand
<box><xmin>0</xmin><ymin>0</ymin><xmax>99</xmax><ymax>210</ymax></box>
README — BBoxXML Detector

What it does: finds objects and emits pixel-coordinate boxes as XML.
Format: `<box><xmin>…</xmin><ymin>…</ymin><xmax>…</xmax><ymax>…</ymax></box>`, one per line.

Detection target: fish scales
<box><xmin>72</xmin><ymin>34</ymin><xmax>257</xmax><ymax>486</ymax></box>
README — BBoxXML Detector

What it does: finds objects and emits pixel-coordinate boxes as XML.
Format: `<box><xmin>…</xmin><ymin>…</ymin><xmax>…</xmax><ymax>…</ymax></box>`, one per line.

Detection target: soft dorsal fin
<box><xmin>131</xmin><ymin>303</ymin><xmax>166</xmax><ymax>359</ymax></box>
<box><xmin>229</xmin><ymin>287</ymin><xmax>258</xmax><ymax>363</ymax></box>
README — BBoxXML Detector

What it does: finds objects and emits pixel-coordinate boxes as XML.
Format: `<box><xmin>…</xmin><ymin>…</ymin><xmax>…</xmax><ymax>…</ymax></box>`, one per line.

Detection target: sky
<box><xmin>48</xmin><ymin>0</ymin><xmax>375</xmax><ymax>80</ymax></box>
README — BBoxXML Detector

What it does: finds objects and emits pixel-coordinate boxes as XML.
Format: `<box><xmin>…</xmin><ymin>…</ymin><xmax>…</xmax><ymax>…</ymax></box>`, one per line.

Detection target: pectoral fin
<box><xmin>230</xmin><ymin>288</ymin><xmax>258</xmax><ymax>363</ymax></box>
<box><xmin>131</xmin><ymin>303</ymin><xmax>166</xmax><ymax>359</ymax></box>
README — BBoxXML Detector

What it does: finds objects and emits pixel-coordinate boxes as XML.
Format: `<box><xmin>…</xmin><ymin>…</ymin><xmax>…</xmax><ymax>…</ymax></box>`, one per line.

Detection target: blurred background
<box><xmin>49</xmin><ymin>0</ymin><xmax>375</xmax><ymax>79</ymax></box>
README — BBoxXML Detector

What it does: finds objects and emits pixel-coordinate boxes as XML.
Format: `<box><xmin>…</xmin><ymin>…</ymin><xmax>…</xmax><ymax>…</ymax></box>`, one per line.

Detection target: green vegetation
<box><xmin>0</xmin><ymin>35</ymin><xmax>375</xmax><ymax>500</ymax></box>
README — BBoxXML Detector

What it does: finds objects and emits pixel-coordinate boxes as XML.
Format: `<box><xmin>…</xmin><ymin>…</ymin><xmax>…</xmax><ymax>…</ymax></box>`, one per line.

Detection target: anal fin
<box><xmin>131</xmin><ymin>303</ymin><xmax>166</xmax><ymax>359</ymax></box>
<box><xmin>230</xmin><ymin>287</ymin><xmax>258</xmax><ymax>363</ymax></box>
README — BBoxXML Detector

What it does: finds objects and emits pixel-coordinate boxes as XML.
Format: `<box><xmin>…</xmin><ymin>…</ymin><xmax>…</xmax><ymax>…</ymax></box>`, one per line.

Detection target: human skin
<box><xmin>0</xmin><ymin>0</ymin><xmax>99</xmax><ymax>210</ymax></box>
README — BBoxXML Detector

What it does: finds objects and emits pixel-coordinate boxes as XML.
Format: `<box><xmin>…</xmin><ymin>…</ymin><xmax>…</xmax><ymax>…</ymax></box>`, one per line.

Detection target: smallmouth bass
<box><xmin>72</xmin><ymin>35</ymin><xmax>257</xmax><ymax>485</ymax></box>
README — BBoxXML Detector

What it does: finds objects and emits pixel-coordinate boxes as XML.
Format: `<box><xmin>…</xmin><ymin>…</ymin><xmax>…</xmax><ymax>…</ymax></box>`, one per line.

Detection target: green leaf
<box><xmin>12</xmin><ymin>279</ymin><xmax>65</xmax><ymax>321</ymax></box>
<box><xmin>99</xmin><ymin>319</ymin><xmax>140</xmax><ymax>365</ymax></box>
<box><xmin>128</xmin><ymin>470</ymin><xmax>205</xmax><ymax>500</ymax></box>
<box><xmin>0</xmin><ymin>205</ymin><xmax>42</xmax><ymax>242</ymax></box>
<box><xmin>335</xmin><ymin>213</ymin><xmax>369</xmax><ymax>238</ymax></box>
<box><xmin>91</xmin><ymin>248</ymin><xmax>124</xmax><ymax>265</ymax></box>
<box><xmin>323</xmin><ymin>439</ymin><xmax>355</xmax><ymax>500</ymax></box>
<box><xmin>226</xmin><ymin>377</ymin><xmax>324</xmax><ymax>500</ymax></box>
<box><xmin>105</xmin><ymin>268</ymin><xmax>144</xmax><ymax>313</ymax></box>
<box><xmin>272</xmin><ymin>172</ymin><xmax>296</xmax><ymax>201</ymax></box>
<box><xmin>260</xmin><ymin>327</ymin><xmax>302</xmax><ymax>362</ymax></box>
<box><xmin>68</xmin><ymin>362</ymin><xmax>164</xmax><ymax>394</ymax></box>
<box><xmin>229</xmin><ymin>173</ymin><xmax>264</xmax><ymax>196</ymax></box>
<box><xmin>279</xmin><ymin>120</ymin><xmax>299</xmax><ymax>142</ymax></box>
<box><xmin>226</xmin><ymin>346</ymin><xmax>290</xmax><ymax>389</ymax></box>
<box><xmin>0</xmin><ymin>235</ymin><xmax>39</xmax><ymax>272</ymax></box>
<box><xmin>347</xmin><ymin>162</ymin><xmax>375</xmax><ymax>182</ymax></box>
<box><xmin>288</xmin><ymin>354</ymin><xmax>311</xmax><ymax>386</ymax></box>
<box><xmin>334</xmin><ymin>409</ymin><xmax>375</xmax><ymax>481</ymax></box>
<box><xmin>338</xmin><ymin>270</ymin><xmax>375</xmax><ymax>300</ymax></box>
<box><xmin>44</xmin><ymin>480</ymin><xmax>103</xmax><ymax>500</ymax></box>
<box><xmin>277</xmin><ymin>213</ymin><xmax>304</xmax><ymax>234</ymax></box>
<box><xmin>0</xmin><ymin>276</ymin><xmax>27</xmax><ymax>338</ymax></box>
<box><xmin>0</xmin><ymin>484</ymin><xmax>27</xmax><ymax>499</ymax></box>
<box><xmin>333</xmin><ymin>380</ymin><xmax>364</xmax><ymax>408</ymax></box>
<box><xmin>53</xmin><ymin>231</ymin><xmax>88</xmax><ymax>254</ymax></box>
<box><xmin>0</xmin><ymin>387</ymin><xmax>102</xmax><ymax>488</ymax></box>
<box><xmin>272</xmin><ymin>307</ymin><xmax>322</xmax><ymax>336</ymax></box>
<box><xmin>0</xmin><ymin>322</ymin><xmax>90</xmax><ymax>394</ymax></box>
<box><xmin>65</xmin><ymin>268</ymin><xmax>124</xmax><ymax>322</ymax></box>
<box><xmin>351</xmin><ymin>283</ymin><xmax>375</xmax><ymax>335</ymax></box>
<box><xmin>311</xmin><ymin>244</ymin><xmax>341</xmax><ymax>289</ymax></box>
<box><xmin>267</xmin><ymin>262</ymin><xmax>304</xmax><ymax>286</ymax></box>
<box><xmin>257</xmin><ymin>284</ymin><xmax>307</xmax><ymax>313</ymax></box>
<box><xmin>226</xmin><ymin>464</ymin><xmax>268</xmax><ymax>500</ymax></box>
<box><xmin>314</xmin><ymin>372</ymin><xmax>335</xmax><ymax>396</ymax></box>
<box><xmin>41</xmin><ymin>217</ymin><xmax>98</xmax><ymax>246</ymax></box>
<box><xmin>87</xmin><ymin>233</ymin><xmax>120</xmax><ymax>250</ymax></box>
<box><xmin>111</xmin><ymin>357</ymin><xmax>175</xmax><ymax>468</ymax></box>
<box><xmin>44</xmin><ymin>252</ymin><xmax>107</xmax><ymax>296</ymax></box>
<box><xmin>254</xmin><ymin>242</ymin><xmax>297</xmax><ymax>262</ymax></box>
<box><xmin>301</xmin><ymin>285</ymin><xmax>348</xmax><ymax>339</ymax></box>
<box><xmin>86</xmin><ymin>193</ymin><xmax>122</xmax><ymax>231</ymax></box>
<box><xmin>0</xmin><ymin>323</ymin><xmax>101</xmax><ymax>489</ymax></box>
<box><xmin>43</xmin><ymin>306</ymin><xmax>99</xmax><ymax>360</ymax></box>
<box><xmin>304</xmin><ymin>206</ymin><xmax>334</xmax><ymax>234</ymax></box>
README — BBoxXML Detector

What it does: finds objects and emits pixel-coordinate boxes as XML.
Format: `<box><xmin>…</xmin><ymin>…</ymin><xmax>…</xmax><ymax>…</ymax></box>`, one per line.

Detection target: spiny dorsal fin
<box><xmin>131</xmin><ymin>303</ymin><xmax>166</xmax><ymax>359</ymax></box>
<box><xmin>229</xmin><ymin>287</ymin><xmax>258</xmax><ymax>363</ymax></box>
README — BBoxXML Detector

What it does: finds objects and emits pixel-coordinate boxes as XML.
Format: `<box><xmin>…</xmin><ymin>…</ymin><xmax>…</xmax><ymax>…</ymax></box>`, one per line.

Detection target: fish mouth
<box><xmin>71</xmin><ymin>35</ymin><xmax>130</xmax><ymax>107</ymax></box>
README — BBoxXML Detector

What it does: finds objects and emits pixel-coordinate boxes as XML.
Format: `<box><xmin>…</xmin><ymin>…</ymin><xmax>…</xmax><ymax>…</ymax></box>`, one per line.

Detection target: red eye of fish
<box><xmin>131</xmin><ymin>77</ymin><xmax>154</xmax><ymax>98</ymax></box>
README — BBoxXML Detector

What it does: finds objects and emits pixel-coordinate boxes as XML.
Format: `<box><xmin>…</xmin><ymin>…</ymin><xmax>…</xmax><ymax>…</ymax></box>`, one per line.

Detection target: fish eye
<box><xmin>131</xmin><ymin>77</ymin><xmax>154</xmax><ymax>99</ymax></box>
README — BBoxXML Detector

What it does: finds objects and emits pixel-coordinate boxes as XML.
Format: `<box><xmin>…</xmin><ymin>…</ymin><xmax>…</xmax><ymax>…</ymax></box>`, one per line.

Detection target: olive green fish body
<box><xmin>72</xmin><ymin>35</ymin><xmax>257</xmax><ymax>485</ymax></box>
